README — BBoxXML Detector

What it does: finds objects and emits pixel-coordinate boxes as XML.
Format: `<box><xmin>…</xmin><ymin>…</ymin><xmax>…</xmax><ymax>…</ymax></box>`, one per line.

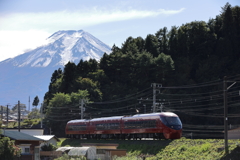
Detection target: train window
<box><xmin>124</xmin><ymin>120</ymin><xmax>156</xmax><ymax>129</ymax></box>
<box><xmin>96</xmin><ymin>124</ymin><xmax>103</xmax><ymax>130</ymax></box>
<box><xmin>96</xmin><ymin>123</ymin><xmax>120</xmax><ymax>130</ymax></box>
<box><xmin>68</xmin><ymin>125</ymin><xmax>86</xmax><ymax>131</ymax></box>
<box><xmin>160</xmin><ymin>116</ymin><xmax>182</xmax><ymax>126</ymax></box>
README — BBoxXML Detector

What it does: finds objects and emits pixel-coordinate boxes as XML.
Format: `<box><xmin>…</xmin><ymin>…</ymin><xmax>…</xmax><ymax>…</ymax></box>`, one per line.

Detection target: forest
<box><xmin>43</xmin><ymin>3</ymin><xmax>240</xmax><ymax>137</ymax></box>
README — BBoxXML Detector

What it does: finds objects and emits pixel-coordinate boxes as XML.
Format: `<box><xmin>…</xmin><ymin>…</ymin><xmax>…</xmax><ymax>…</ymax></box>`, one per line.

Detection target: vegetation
<box><xmin>57</xmin><ymin>138</ymin><xmax>240</xmax><ymax>160</ymax></box>
<box><xmin>12</xmin><ymin>118</ymin><xmax>41</xmax><ymax>128</ymax></box>
<box><xmin>28</xmin><ymin>108</ymin><xmax>41</xmax><ymax>119</ymax></box>
<box><xmin>43</xmin><ymin>3</ymin><xmax>240</xmax><ymax>137</ymax></box>
<box><xmin>12</xmin><ymin>103</ymin><xmax>26</xmax><ymax>112</ymax></box>
<box><xmin>54</xmin><ymin>154</ymin><xmax>87</xmax><ymax>160</ymax></box>
<box><xmin>32</xmin><ymin>96</ymin><xmax>40</xmax><ymax>108</ymax></box>
<box><xmin>41</xmin><ymin>143</ymin><xmax>57</xmax><ymax>151</ymax></box>
<box><xmin>45</xmin><ymin>90</ymin><xmax>89</xmax><ymax>137</ymax></box>
<box><xmin>0</xmin><ymin>137</ymin><xmax>21</xmax><ymax>160</ymax></box>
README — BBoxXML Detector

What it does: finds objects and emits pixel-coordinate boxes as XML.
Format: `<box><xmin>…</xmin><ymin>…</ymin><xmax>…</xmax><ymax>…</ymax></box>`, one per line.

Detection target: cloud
<box><xmin>0</xmin><ymin>8</ymin><xmax>185</xmax><ymax>61</ymax></box>
<box><xmin>0</xmin><ymin>30</ymin><xmax>50</xmax><ymax>61</ymax></box>
<box><xmin>0</xmin><ymin>8</ymin><xmax>185</xmax><ymax>31</ymax></box>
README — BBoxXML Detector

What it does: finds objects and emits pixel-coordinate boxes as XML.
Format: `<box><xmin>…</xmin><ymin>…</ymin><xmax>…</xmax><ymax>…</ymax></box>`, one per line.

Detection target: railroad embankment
<box><xmin>58</xmin><ymin>137</ymin><xmax>240</xmax><ymax>159</ymax></box>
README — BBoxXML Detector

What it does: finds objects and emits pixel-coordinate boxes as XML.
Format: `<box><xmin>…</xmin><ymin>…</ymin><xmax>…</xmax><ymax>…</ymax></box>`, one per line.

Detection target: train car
<box><xmin>89</xmin><ymin>116</ymin><xmax>123</xmax><ymax>139</ymax></box>
<box><xmin>65</xmin><ymin>119</ymin><xmax>90</xmax><ymax>139</ymax></box>
<box><xmin>159</xmin><ymin>112</ymin><xmax>182</xmax><ymax>139</ymax></box>
<box><xmin>65</xmin><ymin>112</ymin><xmax>182</xmax><ymax>140</ymax></box>
<box><xmin>121</xmin><ymin>112</ymin><xmax>182</xmax><ymax>139</ymax></box>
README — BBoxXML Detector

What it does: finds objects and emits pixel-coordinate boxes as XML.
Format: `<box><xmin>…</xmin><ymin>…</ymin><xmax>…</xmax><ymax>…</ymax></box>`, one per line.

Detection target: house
<box><xmin>1</xmin><ymin>130</ymin><xmax>43</xmax><ymax>160</ymax></box>
<box><xmin>33</xmin><ymin>135</ymin><xmax>60</xmax><ymax>148</ymax></box>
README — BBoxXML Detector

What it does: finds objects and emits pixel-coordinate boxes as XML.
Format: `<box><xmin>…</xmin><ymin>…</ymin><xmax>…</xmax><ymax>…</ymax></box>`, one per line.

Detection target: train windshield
<box><xmin>160</xmin><ymin>116</ymin><xmax>182</xmax><ymax>126</ymax></box>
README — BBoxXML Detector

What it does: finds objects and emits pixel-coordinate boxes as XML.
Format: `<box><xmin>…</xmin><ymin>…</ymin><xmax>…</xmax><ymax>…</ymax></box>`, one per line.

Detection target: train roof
<box><xmin>130</xmin><ymin>112</ymin><xmax>178</xmax><ymax>118</ymax></box>
<box><xmin>67</xmin><ymin>112</ymin><xmax>178</xmax><ymax>123</ymax></box>
<box><xmin>67</xmin><ymin>119</ymin><xmax>89</xmax><ymax>124</ymax></box>
<box><xmin>91</xmin><ymin>116</ymin><xmax>123</xmax><ymax>121</ymax></box>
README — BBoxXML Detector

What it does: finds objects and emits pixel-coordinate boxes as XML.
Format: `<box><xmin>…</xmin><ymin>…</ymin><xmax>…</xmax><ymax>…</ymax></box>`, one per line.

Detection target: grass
<box><xmin>57</xmin><ymin>138</ymin><xmax>240</xmax><ymax>160</ymax></box>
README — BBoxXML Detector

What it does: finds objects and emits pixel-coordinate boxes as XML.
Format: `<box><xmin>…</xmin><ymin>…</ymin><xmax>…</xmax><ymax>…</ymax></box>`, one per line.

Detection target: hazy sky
<box><xmin>0</xmin><ymin>0</ymin><xmax>239</xmax><ymax>62</ymax></box>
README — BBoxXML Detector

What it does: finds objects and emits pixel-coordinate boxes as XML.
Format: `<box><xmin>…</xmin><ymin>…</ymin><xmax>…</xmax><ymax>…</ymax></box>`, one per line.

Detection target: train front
<box><xmin>159</xmin><ymin>112</ymin><xmax>182</xmax><ymax>139</ymax></box>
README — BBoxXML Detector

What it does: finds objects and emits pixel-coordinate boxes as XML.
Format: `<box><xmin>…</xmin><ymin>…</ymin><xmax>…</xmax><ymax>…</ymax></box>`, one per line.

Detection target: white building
<box><xmin>34</xmin><ymin>135</ymin><xmax>60</xmax><ymax>148</ymax></box>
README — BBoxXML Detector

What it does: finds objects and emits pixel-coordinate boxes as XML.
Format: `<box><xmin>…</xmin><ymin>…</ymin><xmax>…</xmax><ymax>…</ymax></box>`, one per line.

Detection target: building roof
<box><xmin>56</xmin><ymin>147</ymin><xmax>74</xmax><ymax>152</ymax></box>
<box><xmin>1</xmin><ymin>130</ymin><xmax>43</xmax><ymax>141</ymax></box>
<box><xmin>33</xmin><ymin>135</ymin><xmax>60</xmax><ymax>141</ymax></box>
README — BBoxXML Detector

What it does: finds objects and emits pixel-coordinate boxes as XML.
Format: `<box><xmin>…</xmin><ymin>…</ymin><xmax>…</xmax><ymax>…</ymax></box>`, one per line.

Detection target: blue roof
<box><xmin>1</xmin><ymin>130</ymin><xmax>43</xmax><ymax>141</ymax></box>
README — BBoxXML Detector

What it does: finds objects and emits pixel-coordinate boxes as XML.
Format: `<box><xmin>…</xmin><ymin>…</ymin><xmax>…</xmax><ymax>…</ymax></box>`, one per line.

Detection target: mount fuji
<box><xmin>0</xmin><ymin>30</ymin><xmax>111</xmax><ymax>108</ymax></box>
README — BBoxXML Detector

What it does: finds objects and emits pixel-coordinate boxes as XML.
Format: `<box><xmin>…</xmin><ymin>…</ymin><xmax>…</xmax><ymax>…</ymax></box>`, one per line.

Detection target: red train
<box><xmin>65</xmin><ymin>112</ymin><xmax>182</xmax><ymax>140</ymax></box>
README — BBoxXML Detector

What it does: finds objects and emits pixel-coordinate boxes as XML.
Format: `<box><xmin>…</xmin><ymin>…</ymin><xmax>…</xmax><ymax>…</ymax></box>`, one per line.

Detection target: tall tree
<box><xmin>156</xmin><ymin>27</ymin><xmax>169</xmax><ymax>54</ymax></box>
<box><xmin>45</xmin><ymin>90</ymin><xmax>89</xmax><ymax>136</ymax></box>
<box><xmin>32</xmin><ymin>96</ymin><xmax>40</xmax><ymax>108</ymax></box>
<box><xmin>60</xmin><ymin>62</ymin><xmax>77</xmax><ymax>93</ymax></box>
<box><xmin>144</xmin><ymin>34</ymin><xmax>160</xmax><ymax>57</ymax></box>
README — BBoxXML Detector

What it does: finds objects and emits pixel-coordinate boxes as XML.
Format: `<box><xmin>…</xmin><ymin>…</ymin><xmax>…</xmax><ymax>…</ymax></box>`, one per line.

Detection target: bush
<box><xmin>0</xmin><ymin>137</ymin><xmax>21</xmax><ymax>160</ymax></box>
<box><xmin>54</xmin><ymin>153</ymin><xmax>87</xmax><ymax>160</ymax></box>
<box><xmin>41</xmin><ymin>143</ymin><xmax>57</xmax><ymax>151</ymax></box>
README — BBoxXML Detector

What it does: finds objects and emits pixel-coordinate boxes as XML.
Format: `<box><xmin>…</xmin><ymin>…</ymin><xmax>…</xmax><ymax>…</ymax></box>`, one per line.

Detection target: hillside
<box><xmin>58</xmin><ymin>138</ymin><xmax>240</xmax><ymax>160</ymax></box>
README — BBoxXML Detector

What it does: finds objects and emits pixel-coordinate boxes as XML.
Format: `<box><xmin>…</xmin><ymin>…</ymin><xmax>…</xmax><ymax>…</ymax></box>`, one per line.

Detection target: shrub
<box><xmin>41</xmin><ymin>143</ymin><xmax>57</xmax><ymax>151</ymax></box>
<box><xmin>54</xmin><ymin>153</ymin><xmax>87</xmax><ymax>160</ymax></box>
<box><xmin>0</xmin><ymin>137</ymin><xmax>21</xmax><ymax>160</ymax></box>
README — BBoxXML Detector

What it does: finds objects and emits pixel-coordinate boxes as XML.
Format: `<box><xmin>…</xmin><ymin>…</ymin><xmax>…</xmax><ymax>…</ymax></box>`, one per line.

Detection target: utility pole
<box><xmin>0</xmin><ymin>106</ymin><xmax>2</xmax><ymax>120</ymax></box>
<box><xmin>223</xmin><ymin>76</ymin><xmax>228</xmax><ymax>154</ymax></box>
<box><xmin>153</xmin><ymin>83</ymin><xmax>156</xmax><ymax>113</ymax></box>
<box><xmin>40</xmin><ymin>103</ymin><xmax>43</xmax><ymax>128</ymax></box>
<box><xmin>6</xmin><ymin>105</ymin><xmax>9</xmax><ymax>128</ymax></box>
<box><xmin>80</xmin><ymin>99</ymin><xmax>84</xmax><ymax>119</ymax></box>
<box><xmin>152</xmin><ymin>83</ymin><xmax>162</xmax><ymax>113</ymax></box>
<box><xmin>29</xmin><ymin>96</ymin><xmax>30</xmax><ymax>112</ymax></box>
<box><xmin>18</xmin><ymin>101</ymin><xmax>21</xmax><ymax>132</ymax></box>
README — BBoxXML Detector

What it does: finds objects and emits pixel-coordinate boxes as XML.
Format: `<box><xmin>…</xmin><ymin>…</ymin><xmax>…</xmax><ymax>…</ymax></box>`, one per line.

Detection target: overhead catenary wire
<box><xmin>45</xmin><ymin>76</ymin><xmax>240</xmax><ymax>138</ymax></box>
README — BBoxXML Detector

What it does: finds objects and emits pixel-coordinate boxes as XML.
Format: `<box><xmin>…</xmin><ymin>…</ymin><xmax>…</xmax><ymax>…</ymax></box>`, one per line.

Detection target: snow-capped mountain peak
<box><xmin>4</xmin><ymin>30</ymin><xmax>111</xmax><ymax>67</ymax></box>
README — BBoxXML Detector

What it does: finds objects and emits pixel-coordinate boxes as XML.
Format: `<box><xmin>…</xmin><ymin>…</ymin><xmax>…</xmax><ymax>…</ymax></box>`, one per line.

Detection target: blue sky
<box><xmin>0</xmin><ymin>0</ymin><xmax>239</xmax><ymax>62</ymax></box>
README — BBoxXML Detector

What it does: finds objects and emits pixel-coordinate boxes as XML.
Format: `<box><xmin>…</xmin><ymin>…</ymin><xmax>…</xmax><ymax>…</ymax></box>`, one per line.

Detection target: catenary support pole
<box><xmin>223</xmin><ymin>76</ymin><xmax>228</xmax><ymax>154</ymax></box>
<box><xmin>153</xmin><ymin>83</ymin><xmax>156</xmax><ymax>113</ymax></box>
<box><xmin>6</xmin><ymin>105</ymin><xmax>9</xmax><ymax>128</ymax></box>
<box><xmin>1</xmin><ymin>105</ymin><xmax>2</xmax><ymax>121</ymax></box>
<box><xmin>41</xmin><ymin>103</ymin><xmax>43</xmax><ymax>128</ymax></box>
<box><xmin>18</xmin><ymin>101</ymin><xmax>20</xmax><ymax>132</ymax></box>
<box><xmin>81</xmin><ymin>99</ymin><xmax>84</xmax><ymax>119</ymax></box>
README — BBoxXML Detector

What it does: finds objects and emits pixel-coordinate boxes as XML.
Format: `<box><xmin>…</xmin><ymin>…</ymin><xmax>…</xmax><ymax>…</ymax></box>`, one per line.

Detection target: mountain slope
<box><xmin>0</xmin><ymin>30</ymin><xmax>111</xmax><ymax>107</ymax></box>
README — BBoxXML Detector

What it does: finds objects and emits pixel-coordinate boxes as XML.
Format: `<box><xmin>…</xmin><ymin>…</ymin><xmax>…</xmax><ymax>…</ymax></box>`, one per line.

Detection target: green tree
<box><xmin>32</xmin><ymin>96</ymin><xmax>40</xmax><ymax>108</ymax></box>
<box><xmin>45</xmin><ymin>90</ymin><xmax>89</xmax><ymax>136</ymax></box>
<box><xmin>75</xmin><ymin>77</ymin><xmax>102</xmax><ymax>101</ymax></box>
<box><xmin>60</xmin><ymin>62</ymin><xmax>77</xmax><ymax>93</ymax></box>
<box><xmin>44</xmin><ymin>68</ymin><xmax>63</xmax><ymax>107</ymax></box>
<box><xmin>156</xmin><ymin>27</ymin><xmax>169</xmax><ymax>54</ymax></box>
<box><xmin>144</xmin><ymin>34</ymin><xmax>160</xmax><ymax>57</ymax></box>
<box><xmin>0</xmin><ymin>137</ymin><xmax>21</xmax><ymax>160</ymax></box>
<box><xmin>12</xmin><ymin>103</ymin><xmax>26</xmax><ymax>112</ymax></box>
<box><xmin>153</xmin><ymin>53</ymin><xmax>174</xmax><ymax>83</ymax></box>
<box><xmin>28</xmin><ymin>108</ymin><xmax>40</xmax><ymax>119</ymax></box>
